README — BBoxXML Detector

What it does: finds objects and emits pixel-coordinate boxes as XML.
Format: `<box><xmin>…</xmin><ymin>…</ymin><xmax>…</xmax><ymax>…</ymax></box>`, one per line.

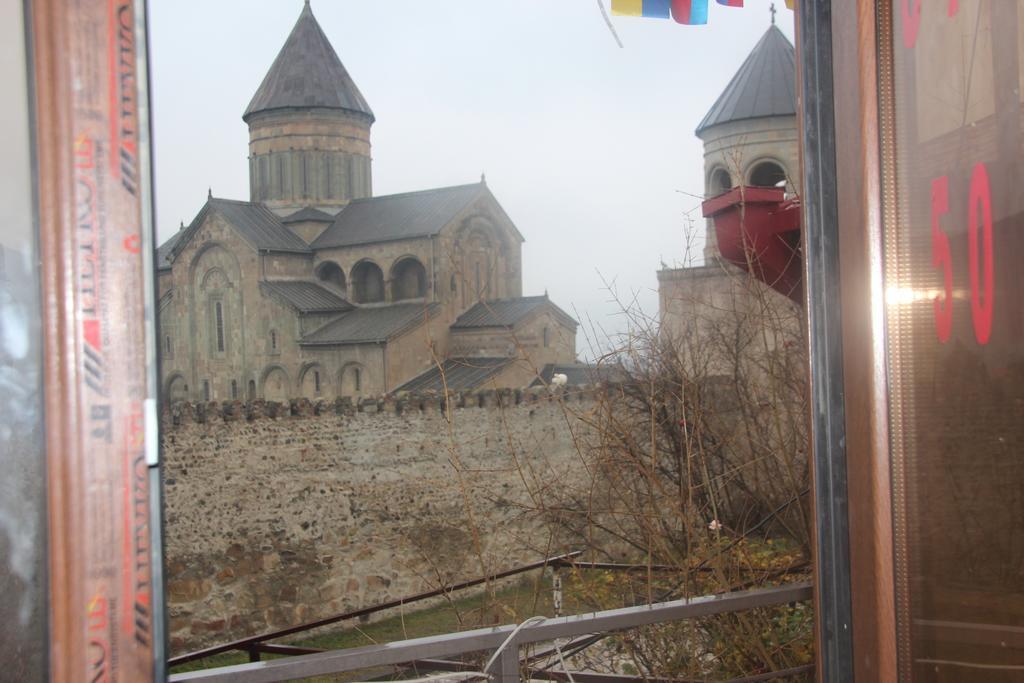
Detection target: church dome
<box><xmin>243</xmin><ymin>1</ymin><xmax>374</xmax><ymax>123</ymax></box>
<box><xmin>695</xmin><ymin>24</ymin><xmax>795</xmax><ymax>135</ymax></box>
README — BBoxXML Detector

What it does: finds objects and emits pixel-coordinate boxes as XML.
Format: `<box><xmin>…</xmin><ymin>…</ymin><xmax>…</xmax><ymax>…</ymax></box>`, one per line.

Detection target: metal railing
<box><xmin>168</xmin><ymin>578</ymin><xmax>813</xmax><ymax>683</ymax></box>
<box><xmin>169</xmin><ymin>551</ymin><xmax>583</xmax><ymax>667</ymax></box>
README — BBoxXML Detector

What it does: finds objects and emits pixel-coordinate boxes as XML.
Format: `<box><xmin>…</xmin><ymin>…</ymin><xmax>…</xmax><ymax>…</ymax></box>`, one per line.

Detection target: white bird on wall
<box><xmin>551</xmin><ymin>373</ymin><xmax>568</xmax><ymax>388</ymax></box>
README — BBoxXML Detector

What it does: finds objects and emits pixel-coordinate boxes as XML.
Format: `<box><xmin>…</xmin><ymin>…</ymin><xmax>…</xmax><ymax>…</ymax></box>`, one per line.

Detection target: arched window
<box><xmin>351</xmin><ymin>261</ymin><xmax>385</xmax><ymax>303</ymax></box>
<box><xmin>460</xmin><ymin>230</ymin><xmax>493</xmax><ymax>304</ymax></box>
<box><xmin>166</xmin><ymin>375</ymin><xmax>187</xmax><ymax>404</ymax></box>
<box><xmin>230</xmin><ymin>380</ymin><xmax>238</xmax><ymax>399</ymax></box>
<box><xmin>268</xmin><ymin>329</ymin><xmax>279</xmax><ymax>355</ymax></box>
<box><xmin>315</xmin><ymin>261</ymin><xmax>347</xmax><ymax>293</ymax></box>
<box><xmin>710</xmin><ymin>168</ymin><xmax>733</xmax><ymax>195</ymax></box>
<box><xmin>391</xmin><ymin>257</ymin><xmax>427</xmax><ymax>301</ymax></box>
<box><xmin>748</xmin><ymin>161</ymin><xmax>787</xmax><ymax>188</ymax></box>
<box><xmin>214</xmin><ymin>300</ymin><xmax>225</xmax><ymax>353</ymax></box>
<box><xmin>262</xmin><ymin>366</ymin><xmax>289</xmax><ymax>402</ymax></box>
<box><xmin>248</xmin><ymin>379</ymin><xmax>256</xmax><ymax>400</ymax></box>
<box><xmin>300</xmin><ymin>364</ymin><xmax>329</xmax><ymax>399</ymax></box>
<box><xmin>340</xmin><ymin>364</ymin><xmax>365</xmax><ymax>396</ymax></box>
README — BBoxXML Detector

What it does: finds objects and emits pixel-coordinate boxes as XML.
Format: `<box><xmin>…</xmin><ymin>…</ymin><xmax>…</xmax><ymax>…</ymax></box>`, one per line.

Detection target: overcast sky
<box><xmin>149</xmin><ymin>0</ymin><xmax>794</xmax><ymax>352</ymax></box>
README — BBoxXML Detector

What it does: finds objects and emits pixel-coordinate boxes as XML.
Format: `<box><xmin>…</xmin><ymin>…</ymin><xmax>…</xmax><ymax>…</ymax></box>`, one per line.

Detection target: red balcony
<box><xmin>702</xmin><ymin>186</ymin><xmax>803</xmax><ymax>304</ymax></box>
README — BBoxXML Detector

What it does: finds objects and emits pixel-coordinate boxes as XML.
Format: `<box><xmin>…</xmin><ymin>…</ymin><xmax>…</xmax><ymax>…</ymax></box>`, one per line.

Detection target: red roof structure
<box><xmin>702</xmin><ymin>186</ymin><xmax>802</xmax><ymax>303</ymax></box>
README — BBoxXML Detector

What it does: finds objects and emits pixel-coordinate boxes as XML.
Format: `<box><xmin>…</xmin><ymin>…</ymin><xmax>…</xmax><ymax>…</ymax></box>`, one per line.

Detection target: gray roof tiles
<box><xmin>261</xmin><ymin>280</ymin><xmax>353</xmax><ymax>314</ymax></box>
<box><xmin>695</xmin><ymin>25</ymin><xmax>796</xmax><ymax>134</ymax></box>
<box><xmin>156</xmin><ymin>230</ymin><xmax>184</xmax><ymax>271</ymax></box>
<box><xmin>282</xmin><ymin>207</ymin><xmax>337</xmax><ymax>224</ymax></box>
<box><xmin>451</xmin><ymin>296</ymin><xmax>576</xmax><ymax>330</ymax></box>
<box><xmin>158</xmin><ymin>180</ymin><xmax>514</xmax><ymax>268</ymax></box>
<box><xmin>244</xmin><ymin>3</ymin><xmax>373</xmax><ymax>122</ymax></box>
<box><xmin>165</xmin><ymin>198</ymin><xmax>311</xmax><ymax>263</ymax></box>
<box><xmin>530</xmin><ymin>363</ymin><xmax>626</xmax><ymax>387</ymax></box>
<box><xmin>210</xmin><ymin>199</ymin><xmax>312</xmax><ymax>253</ymax></box>
<box><xmin>300</xmin><ymin>302</ymin><xmax>440</xmax><ymax>345</ymax></box>
<box><xmin>311</xmin><ymin>183</ymin><xmax>485</xmax><ymax>249</ymax></box>
<box><xmin>396</xmin><ymin>358</ymin><xmax>514</xmax><ymax>393</ymax></box>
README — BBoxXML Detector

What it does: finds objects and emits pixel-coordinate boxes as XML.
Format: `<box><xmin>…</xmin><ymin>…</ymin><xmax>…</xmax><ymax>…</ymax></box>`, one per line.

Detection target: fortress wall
<box><xmin>162</xmin><ymin>387</ymin><xmax>594</xmax><ymax>652</ymax></box>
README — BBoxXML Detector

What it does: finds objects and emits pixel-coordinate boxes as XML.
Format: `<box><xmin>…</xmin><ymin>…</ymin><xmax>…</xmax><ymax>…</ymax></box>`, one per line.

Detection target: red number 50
<box><xmin>968</xmin><ymin>162</ymin><xmax>993</xmax><ymax>345</ymax></box>
<box><xmin>930</xmin><ymin>163</ymin><xmax>994</xmax><ymax>345</ymax></box>
<box><xmin>930</xmin><ymin>176</ymin><xmax>953</xmax><ymax>341</ymax></box>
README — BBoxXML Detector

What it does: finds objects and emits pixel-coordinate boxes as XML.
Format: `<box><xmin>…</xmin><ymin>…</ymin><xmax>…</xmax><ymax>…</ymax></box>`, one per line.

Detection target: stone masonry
<box><xmin>162</xmin><ymin>387</ymin><xmax>594</xmax><ymax>653</ymax></box>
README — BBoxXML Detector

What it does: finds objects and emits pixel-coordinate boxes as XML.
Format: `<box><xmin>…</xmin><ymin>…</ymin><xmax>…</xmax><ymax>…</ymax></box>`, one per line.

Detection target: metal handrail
<box><xmin>169</xmin><ymin>551</ymin><xmax>582</xmax><ymax>666</ymax></box>
<box><xmin>169</xmin><ymin>581</ymin><xmax>813</xmax><ymax>683</ymax></box>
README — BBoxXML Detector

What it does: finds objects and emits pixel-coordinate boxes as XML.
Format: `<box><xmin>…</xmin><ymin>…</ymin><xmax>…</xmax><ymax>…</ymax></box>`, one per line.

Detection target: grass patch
<box><xmin>169</xmin><ymin>574</ymin><xmax>557</xmax><ymax>676</ymax></box>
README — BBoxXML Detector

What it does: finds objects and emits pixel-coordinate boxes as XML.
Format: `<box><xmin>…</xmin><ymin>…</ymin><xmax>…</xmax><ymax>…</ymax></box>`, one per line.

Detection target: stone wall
<box><xmin>162</xmin><ymin>387</ymin><xmax>593</xmax><ymax>653</ymax></box>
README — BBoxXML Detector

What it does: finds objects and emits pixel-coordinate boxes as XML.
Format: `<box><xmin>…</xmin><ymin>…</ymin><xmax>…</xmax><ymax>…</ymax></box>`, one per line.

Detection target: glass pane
<box><xmin>0</xmin><ymin>0</ymin><xmax>48</xmax><ymax>677</ymax></box>
<box><xmin>886</xmin><ymin>1</ymin><xmax>1024</xmax><ymax>679</ymax></box>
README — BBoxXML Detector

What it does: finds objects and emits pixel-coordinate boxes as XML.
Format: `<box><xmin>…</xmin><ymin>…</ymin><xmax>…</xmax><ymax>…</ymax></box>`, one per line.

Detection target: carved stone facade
<box><xmin>157</xmin><ymin>4</ymin><xmax>577</xmax><ymax>404</ymax></box>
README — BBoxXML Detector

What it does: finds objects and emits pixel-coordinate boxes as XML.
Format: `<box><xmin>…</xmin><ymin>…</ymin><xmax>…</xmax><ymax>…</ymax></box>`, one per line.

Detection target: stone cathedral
<box><xmin>157</xmin><ymin>2</ymin><xmax>577</xmax><ymax>403</ymax></box>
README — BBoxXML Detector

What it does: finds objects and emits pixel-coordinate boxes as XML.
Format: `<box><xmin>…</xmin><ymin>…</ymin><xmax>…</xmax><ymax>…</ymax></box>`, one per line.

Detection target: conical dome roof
<box><xmin>243</xmin><ymin>2</ymin><xmax>374</xmax><ymax>122</ymax></box>
<box><xmin>695</xmin><ymin>25</ymin><xmax>795</xmax><ymax>135</ymax></box>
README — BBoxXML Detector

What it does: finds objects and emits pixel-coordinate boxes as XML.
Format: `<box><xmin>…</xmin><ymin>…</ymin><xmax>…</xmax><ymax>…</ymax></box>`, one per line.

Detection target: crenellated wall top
<box><xmin>163</xmin><ymin>385</ymin><xmax>596</xmax><ymax>426</ymax></box>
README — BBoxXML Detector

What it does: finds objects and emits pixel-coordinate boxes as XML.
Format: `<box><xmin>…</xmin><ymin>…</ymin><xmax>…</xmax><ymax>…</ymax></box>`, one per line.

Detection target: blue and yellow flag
<box><xmin>611</xmin><ymin>0</ymin><xmax>672</xmax><ymax>18</ymax></box>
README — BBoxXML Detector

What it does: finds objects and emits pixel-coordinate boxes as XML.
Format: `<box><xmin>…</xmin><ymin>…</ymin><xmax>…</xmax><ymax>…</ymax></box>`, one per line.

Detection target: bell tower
<box><xmin>694</xmin><ymin>24</ymin><xmax>798</xmax><ymax>261</ymax></box>
<box><xmin>243</xmin><ymin>1</ymin><xmax>374</xmax><ymax>215</ymax></box>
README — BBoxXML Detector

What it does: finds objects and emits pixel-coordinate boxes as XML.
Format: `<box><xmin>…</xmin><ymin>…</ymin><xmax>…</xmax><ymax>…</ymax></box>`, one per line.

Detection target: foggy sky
<box><xmin>150</xmin><ymin>0</ymin><xmax>795</xmax><ymax>353</ymax></box>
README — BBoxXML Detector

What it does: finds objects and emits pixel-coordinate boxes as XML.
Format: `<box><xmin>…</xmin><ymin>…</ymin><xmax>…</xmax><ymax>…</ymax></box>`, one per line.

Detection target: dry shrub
<box><xmin>520</xmin><ymin>262</ymin><xmax>814</xmax><ymax>680</ymax></box>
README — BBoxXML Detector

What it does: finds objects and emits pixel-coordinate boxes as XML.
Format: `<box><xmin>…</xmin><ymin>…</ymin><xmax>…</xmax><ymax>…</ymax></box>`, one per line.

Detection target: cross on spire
<box><xmin>770</xmin><ymin>2</ymin><xmax>777</xmax><ymax>25</ymax></box>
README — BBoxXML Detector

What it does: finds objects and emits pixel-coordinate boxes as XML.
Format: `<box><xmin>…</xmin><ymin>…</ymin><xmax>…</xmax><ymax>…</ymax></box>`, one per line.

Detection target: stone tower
<box><xmin>244</xmin><ymin>1</ymin><xmax>374</xmax><ymax>216</ymax></box>
<box><xmin>695</xmin><ymin>24</ymin><xmax>798</xmax><ymax>261</ymax></box>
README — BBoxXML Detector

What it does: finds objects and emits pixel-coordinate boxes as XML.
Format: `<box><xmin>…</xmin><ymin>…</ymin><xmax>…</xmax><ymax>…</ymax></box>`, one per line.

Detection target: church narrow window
<box><xmin>270</xmin><ymin>329</ymin><xmax>278</xmax><ymax>354</ymax></box>
<box><xmin>231</xmin><ymin>380</ymin><xmax>238</xmax><ymax>399</ymax></box>
<box><xmin>475</xmin><ymin>263</ymin><xmax>482</xmax><ymax>299</ymax></box>
<box><xmin>302</xmin><ymin>152</ymin><xmax>308</xmax><ymax>197</ymax></box>
<box><xmin>165</xmin><ymin>334</ymin><xmax>172</xmax><ymax>355</ymax></box>
<box><xmin>354</xmin><ymin>368</ymin><xmax>361</xmax><ymax>392</ymax></box>
<box><xmin>214</xmin><ymin>301</ymin><xmax>225</xmax><ymax>352</ymax></box>
<box><xmin>325</xmin><ymin>154</ymin><xmax>332</xmax><ymax>198</ymax></box>
<box><xmin>202</xmin><ymin>380</ymin><xmax>210</xmax><ymax>401</ymax></box>
<box><xmin>248</xmin><ymin>379</ymin><xmax>256</xmax><ymax>399</ymax></box>
<box><xmin>278</xmin><ymin>154</ymin><xmax>284</xmax><ymax>195</ymax></box>
<box><xmin>314</xmin><ymin>370</ymin><xmax>321</xmax><ymax>394</ymax></box>
<box><xmin>259</xmin><ymin>155</ymin><xmax>269</xmax><ymax>198</ymax></box>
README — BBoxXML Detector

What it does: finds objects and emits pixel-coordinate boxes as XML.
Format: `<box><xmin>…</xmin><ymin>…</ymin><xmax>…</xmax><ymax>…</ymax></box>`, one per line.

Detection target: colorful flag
<box><xmin>717</xmin><ymin>0</ymin><xmax>743</xmax><ymax>7</ymax></box>
<box><xmin>671</xmin><ymin>0</ymin><xmax>709</xmax><ymax>24</ymax></box>
<box><xmin>611</xmin><ymin>0</ymin><xmax>672</xmax><ymax>18</ymax></box>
